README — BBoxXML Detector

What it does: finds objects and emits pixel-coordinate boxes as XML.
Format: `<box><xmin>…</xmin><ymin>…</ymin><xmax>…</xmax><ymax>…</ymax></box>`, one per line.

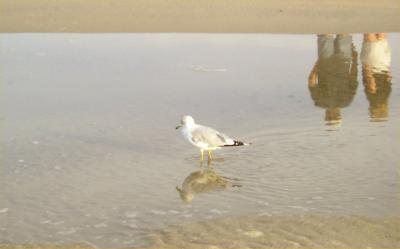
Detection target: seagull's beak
<box><xmin>175</xmin><ymin>124</ymin><xmax>182</xmax><ymax>130</ymax></box>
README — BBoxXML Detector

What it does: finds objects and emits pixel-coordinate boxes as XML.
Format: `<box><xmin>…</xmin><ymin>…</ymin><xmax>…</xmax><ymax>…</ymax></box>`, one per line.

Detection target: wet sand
<box><xmin>1</xmin><ymin>0</ymin><xmax>400</xmax><ymax>33</ymax></box>
<box><xmin>1</xmin><ymin>33</ymin><xmax>399</xmax><ymax>248</ymax></box>
<box><xmin>1</xmin><ymin>215</ymin><xmax>399</xmax><ymax>248</ymax></box>
<box><xmin>147</xmin><ymin>215</ymin><xmax>400</xmax><ymax>248</ymax></box>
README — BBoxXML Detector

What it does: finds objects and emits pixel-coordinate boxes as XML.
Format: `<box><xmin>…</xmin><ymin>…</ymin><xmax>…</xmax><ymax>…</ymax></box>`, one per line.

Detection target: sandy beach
<box><xmin>1</xmin><ymin>0</ymin><xmax>399</xmax><ymax>33</ymax></box>
<box><xmin>2</xmin><ymin>32</ymin><xmax>399</xmax><ymax>248</ymax></box>
<box><xmin>1</xmin><ymin>1</ymin><xmax>400</xmax><ymax>248</ymax></box>
<box><xmin>147</xmin><ymin>215</ymin><xmax>400</xmax><ymax>248</ymax></box>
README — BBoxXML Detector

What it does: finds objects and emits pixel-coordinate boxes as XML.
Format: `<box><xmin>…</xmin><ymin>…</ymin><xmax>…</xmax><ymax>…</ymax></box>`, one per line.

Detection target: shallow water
<box><xmin>1</xmin><ymin>33</ymin><xmax>399</xmax><ymax>248</ymax></box>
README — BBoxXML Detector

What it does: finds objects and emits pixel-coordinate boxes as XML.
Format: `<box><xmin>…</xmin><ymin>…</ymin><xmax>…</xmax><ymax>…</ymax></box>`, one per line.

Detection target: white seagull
<box><xmin>176</xmin><ymin>115</ymin><xmax>249</xmax><ymax>161</ymax></box>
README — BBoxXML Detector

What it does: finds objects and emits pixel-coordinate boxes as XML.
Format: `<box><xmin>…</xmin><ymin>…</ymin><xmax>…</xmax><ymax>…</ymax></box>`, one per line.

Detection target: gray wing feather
<box><xmin>191</xmin><ymin>125</ymin><xmax>233</xmax><ymax>147</ymax></box>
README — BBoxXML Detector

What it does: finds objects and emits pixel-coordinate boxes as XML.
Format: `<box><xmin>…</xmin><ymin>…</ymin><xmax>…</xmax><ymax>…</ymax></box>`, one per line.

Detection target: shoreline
<box><xmin>1</xmin><ymin>215</ymin><xmax>399</xmax><ymax>248</ymax></box>
<box><xmin>1</xmin><ymin>0</ymin><xmax>399</xmax><ymax>33</ymax></box>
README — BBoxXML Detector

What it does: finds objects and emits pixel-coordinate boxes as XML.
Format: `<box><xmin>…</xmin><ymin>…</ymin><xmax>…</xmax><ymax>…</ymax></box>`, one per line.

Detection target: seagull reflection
<box><xmin>361</xmin><ymin>33</ymin><xmax>392</xmax><ymax>121</ymax></box>
<box><xmin>176</xmin><ymin>163</ymin><xmax>241</xmax><ymax>203</ymax></box>
<box><xmin>308</xmin><ymin>34</ymin><xmax>358</xmax><ymax>125</ymax></box>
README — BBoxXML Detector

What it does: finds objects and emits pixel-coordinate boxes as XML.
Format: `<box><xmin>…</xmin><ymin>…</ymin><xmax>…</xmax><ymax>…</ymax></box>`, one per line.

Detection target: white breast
<box><xmin>181</xmin><ymin>126</ymin><xmax>209</xmax><ymax>149</ymax></box>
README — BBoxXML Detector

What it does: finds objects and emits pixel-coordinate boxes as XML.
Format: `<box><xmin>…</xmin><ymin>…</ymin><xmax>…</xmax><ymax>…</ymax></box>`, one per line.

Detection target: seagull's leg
<box><xmin>207</xmin><ymin>157</ymin><xmax>212</xmax><ymax>168</ymax></box>
<box><xmin>207</xmin><ymin>150</ymin><xmax>212</xmax><ymax>160</ymax></box>
<box><xmin>200</xmin><ymin>149</ymin><xmax>204</xmax><ymax>162</ymax></box>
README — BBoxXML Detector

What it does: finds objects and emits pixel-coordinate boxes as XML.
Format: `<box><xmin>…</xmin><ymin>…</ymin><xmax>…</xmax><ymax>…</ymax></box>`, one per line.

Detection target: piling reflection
<box><xmin>308</xmin><ymin>34</ymin><xmax>358</xmax><ymax>125</ymax></box>
<box><xmin>176</xmin><ymin>162</ymin><xmax>241</xmax><ymax>203</ymax></box>
<box><xmin>361</xmin><ymin>33</ymin><xmax>392</xmax><ymax>121</ymax></box>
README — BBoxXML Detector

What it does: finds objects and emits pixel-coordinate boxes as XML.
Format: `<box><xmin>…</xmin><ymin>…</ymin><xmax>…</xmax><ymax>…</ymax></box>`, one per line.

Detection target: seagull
<box><xmin>175</xmin><ymin>115</ymin><xmax>249</xmax><ymax>161</ymax></box>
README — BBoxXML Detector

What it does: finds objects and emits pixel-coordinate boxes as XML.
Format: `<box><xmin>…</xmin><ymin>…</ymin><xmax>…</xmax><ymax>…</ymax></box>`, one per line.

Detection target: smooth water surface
<box><xmin>1</xmin><ymin>33</ymin><xmax>399</xmax><ymax>248</ymax></box>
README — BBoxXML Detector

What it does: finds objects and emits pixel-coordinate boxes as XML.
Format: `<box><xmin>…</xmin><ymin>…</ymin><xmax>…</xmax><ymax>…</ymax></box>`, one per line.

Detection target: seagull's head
<box><xmin>175</xmin><ymin>115</ymin><xmax>195</xmax><ymax>130</ymax></box>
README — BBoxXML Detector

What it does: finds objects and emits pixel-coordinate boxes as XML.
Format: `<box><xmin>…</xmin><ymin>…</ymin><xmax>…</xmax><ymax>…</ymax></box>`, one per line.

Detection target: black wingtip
<box><xmin>223</xmin><ymin>140</ymin><xmax>247</xmax><ymax>147</ymax></box>
<box><xmin>234</xmin><ymin>141</ymin><xmax>244</xmax><ymax>146</ymax></box>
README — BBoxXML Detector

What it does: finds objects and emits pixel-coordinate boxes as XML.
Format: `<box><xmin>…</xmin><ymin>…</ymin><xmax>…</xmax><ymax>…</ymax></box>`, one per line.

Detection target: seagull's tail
<box><xmin>223</xmin><ymin>140</ymin><xmax>251</xmax><ymax>147</ymax></box>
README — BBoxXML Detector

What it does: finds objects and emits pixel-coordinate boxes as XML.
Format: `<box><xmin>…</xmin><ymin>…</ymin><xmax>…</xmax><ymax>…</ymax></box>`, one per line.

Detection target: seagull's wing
<box><xmin>191</xmin><ymin>125</ymin><xmax>234</xmax><ymax>147</ymax></box>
